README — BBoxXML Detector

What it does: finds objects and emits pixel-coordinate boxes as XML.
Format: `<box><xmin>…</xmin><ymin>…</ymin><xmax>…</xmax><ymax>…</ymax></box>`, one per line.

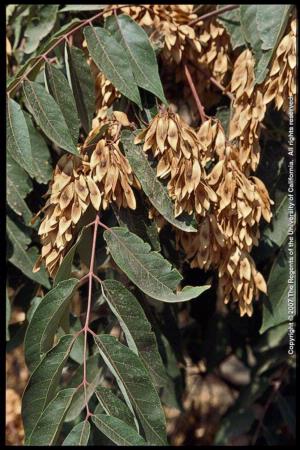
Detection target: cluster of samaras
<box><xmin>34</xmin><ymin>6</ymin><xmax>296</xmax><ymax>318</ymax></box>
<box><xmin>33</xmin><ymin>115</ymin><xmax>139</xmax><ymax>277</ymax></box>
<box><xmin>136</xmin><ymin>110</ymin><xmax>273</xmax><ymax>317</ymax></box>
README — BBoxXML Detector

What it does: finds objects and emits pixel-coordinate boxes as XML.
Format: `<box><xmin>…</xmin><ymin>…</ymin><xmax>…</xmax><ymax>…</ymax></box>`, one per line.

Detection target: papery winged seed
<box><xmin>254</xmin><ymin>271</ymin><xmax>267</xmax><ymax>294</ymax></box>
<box><xmin>71</xmin><ymin>199</ymin><xmax>82</xmax><ymax>224</ymax></box>
<box><xmin>59</xmin><ymin>183</ymin><xmax>74</xmax><ymax>210</ymax></box>
<box><xmin>156</xmin><ymin>116</ymin><xmax>168</xmax><ymax>151</ymax></box>
<box><xmin>52</xmin><ymin>173</ymin><xmax>71</xmax><ymax>194</ymax></box>
<box><xmin>58</xmin><ymin>217</ymin><xmax>72</xmax><ymax>236</ymax></box>
<box><xmin>86</xmin><ymin>176</ymin><xmax>101</xmax><ymax>211</ymax></box>
<box><xmin>75</xmin><ymin>175</ymin><xmax>89</xmax><ymax>201</ymax></box>
<box><xmin>113</xmin><ymin>111</ymin><xmax>131</xmax><ymax>126</ymax></box>
<box><xmin>167</xmin><ymin>118</ymin><xmax>178</xmax><ymax>150</ymax></box>
<box><xmin>33</xmin><ymin>256</ymin><xmax>43</xmax><ymax>273</ymax></box>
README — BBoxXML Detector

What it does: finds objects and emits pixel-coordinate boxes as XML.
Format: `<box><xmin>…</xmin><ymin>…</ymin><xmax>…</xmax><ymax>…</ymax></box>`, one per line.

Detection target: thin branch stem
<box><xmin>189</xmin><ymin>60</ymin><xmax>234</xmax><ymax>101</ymax></box>
<box><xmin>7</xmin><ymin>4</ymin><xmax>132</xmax><ymax>96</ymax></box>
<box><xmin>81</xmin><ymin>214</ymin><xmax>100</xmax><ymax>419</ymax></box>
<box><xmin>188</xmin><ymin>5</ymin><xmax>239</xmax><ymax>26</ymax></box>
<box><xmin>183</xmin><ymin>63</ymin><xmax>207</xmax><ymax>123</ymax></box>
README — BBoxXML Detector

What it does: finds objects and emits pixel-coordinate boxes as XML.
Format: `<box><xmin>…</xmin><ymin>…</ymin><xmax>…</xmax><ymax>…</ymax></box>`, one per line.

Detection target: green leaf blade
<box><xmin>102</xmin><ymin>279</ymin><xmax>167</xmax><ymax>388</ymax></box>
<box><xmin>28</xmin><ymin>388</ymin><xmax>76</xmax><ymax>445</ymax></box>
<box><xmin>106</xmin><ymin>14</ymin><xmax>167</xmax><ymax>104</ymax></box>
<box><xmin>7</xmin><ymin>97</ymin><xmax>34</xmax><ymax>176</ymax></box>
<box><xmin>7</xmin><ymin>153</ymin><xmax>33</xmax><ymax>222</ymax></box>
<box><xmin>22</xmin><ymin>334</ymin><xmax>74</xmax><ymax>443</ymax></box>
<box><xmin>94</xmin><ymin>334</ymin><xmax>167</xmax><ymax>445</ymax></box>
<box><xmin>7</xmin><ymin>217</ymin><xmax>50</xmax><ymax>288</ymax></box>
<box><xmin>23</xmin><ymin>80</ymin><xmax>78</xmax><ymax>155</ymax></box>
<box><xmin>24</xmin><ymin>278</ymin><xmax>78</xmax><ymax>372</ymax></box>
<box><xmin>104</xmin><ymin>227</ymin><xmax>209</xmax><ymax>302</ymax></box>
<box><xmin>62</xmin><ymin>421</ymin><xmax>91</xmax><ymax>445</ymax></box>
<box><xmin>260</xmin><ymin>240</ymin><xmax>291</xmax><ymax>334</ymax></box>
<box><xmin>24</xmin><ymin>113</ymin><xmax>52</xmax><ymax>184</ymax></box>
<box><xmin>65</xmin><ymin>44</ymin><xmax>95</xmax><ymax>134</ymax></box>
<box><xmin>84</xmin><ymin>26</ymin><xmax>142</xmax><ymax>108</ymax></box>
<box><xmin>92</xmin><ymin>414</ymin><xmax>146</xmax><ymax>446</ymax></box>
<box><xmin>44</xmin><ymin>62</ymin><xmax>80</xmax><ymax>144</ymax></box>
<box><xmin>95</xmin><ymin>386</ymin><xmax>135</xmax><ymax>428</ymax></box>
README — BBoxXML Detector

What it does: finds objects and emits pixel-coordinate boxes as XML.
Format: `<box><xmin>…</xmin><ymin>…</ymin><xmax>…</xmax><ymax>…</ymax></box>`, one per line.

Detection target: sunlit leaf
<box><xmin>104</xmin><ymin>227</ymin><xmax>210</xmax><ymax>302</ymax></box>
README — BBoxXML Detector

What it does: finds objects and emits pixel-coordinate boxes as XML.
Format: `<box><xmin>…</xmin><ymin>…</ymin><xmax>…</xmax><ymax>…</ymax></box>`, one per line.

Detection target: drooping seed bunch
<box><xmin>34</xmin><ymin>113</ymin><xmax>139</xmax><ymax>277</ymax></box>
<box><xmin>176</xmin><ymin>214</ymin><xmax>226</xmax><ymax>270</ymax></box>
<box><xmin>135</xmin><ymin>109</ymin><xmax>217</xmax><ymax>217</ymax></box>
<box><xmin>263</xmin><ymin>18</ymin><xmax>296</xmax><ymax>111</ymax></box>
<box><xmin>88</xmin><ymin>138</ymin><xmax>139</xmax><ymax>210</ymax></box>
<box><xmin>218</xmin><ymin>246</ymin><xmax>267</xmax><ymax>317</ymax></box>
<box><xmin>228</xmin><ymin>50</ymin><xmax>266</xmax><ymax>172</ymax></box>
<box><xmin>33</xmin><ymin>154</ymin><xmax>101</xmax><ymax>277</ymax></box>
<box><xmin>207</xmin><ymin>149</ymin><xmax>273</xmax><ymax>252</ymax></box>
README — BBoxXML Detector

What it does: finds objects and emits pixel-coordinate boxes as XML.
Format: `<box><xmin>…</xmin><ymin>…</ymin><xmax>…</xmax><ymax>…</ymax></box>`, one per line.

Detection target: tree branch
<box><xmin>183</xmin><ymin>63</ymin><xmax>207</xmax><ymax>123</ymax></box>
<box><xmin>7</xmin><ymin>4</ymin><xmax>132</xmax><ymax>96</ymax></box>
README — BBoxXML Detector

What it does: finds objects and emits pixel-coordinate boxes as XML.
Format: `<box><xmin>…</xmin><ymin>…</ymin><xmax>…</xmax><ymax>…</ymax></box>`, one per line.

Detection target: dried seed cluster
<box><xmin>34</xmin><ymin>114</ymin><xmax>138</xmax><ymax>277</ymax></box>
<box><xmin>218</xmin><ymin>247</ymin><xmax>267</xmax><ymax>317</ymax></box>
<box><xmin>88</xmin><ymin>138</ymin><xmax>139</xmax><ymax>210</ymax></box>
<box><xmin>228</xmin><ymin>50</ymin><xmax>266</xmax><ymax>171</ymax></box>
<box><xmin>33</xmin><ymin>155</ymin><xmax>101</xmax><ymax>277</ymax></box>
<box><xmin>263</xmin><ymin>19</ymin><xmax>296</xmax><ymax>111</ymax></box>
<box><xmin>135</xmin><ymin>110</ymin><xmax>216</xmax><ymax>217</ymax></box>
